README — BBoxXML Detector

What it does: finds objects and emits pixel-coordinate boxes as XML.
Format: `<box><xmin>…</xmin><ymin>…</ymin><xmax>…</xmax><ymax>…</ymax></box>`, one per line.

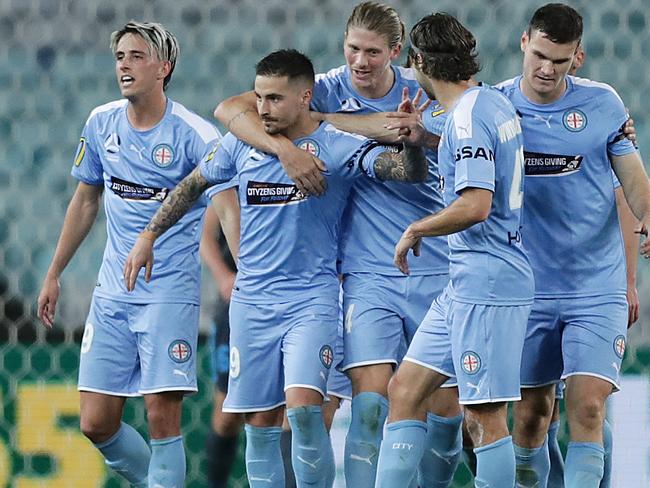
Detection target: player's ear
<box><xmin>521</xmin><ymin>30</ymin><xmax>529</xmax><ymax>53</ymax></box>
<box><xmin>301</xmin><ymin>87</ymin><xmax>313</xmax><ymax>107</ymax></box>
<box><xmin>390</xmin><ymin>42</ymin><xmax>402</xmax><ymax>61</ymax></box>
<box><xmin>158</xmin><ymin>60</ymin><xmax>172</xmax><ymax>81</ymax></box>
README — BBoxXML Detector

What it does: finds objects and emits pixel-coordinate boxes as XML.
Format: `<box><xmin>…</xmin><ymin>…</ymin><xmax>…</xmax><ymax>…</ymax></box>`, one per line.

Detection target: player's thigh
<box><xmin>450</xmin><ymin>301</ymin><xmax>530</xmax><ymax>405</ymax></box>
<box><xmin>520</xmin><ymin>298</ymin><xmax>563</xmax><ymax>387</ymax></box>
<box><xmin>78</xmin><ymin>296</ymin><xmax>140</xmax><ymax>396</ymax></box>
<box><xmin>341</xmin><ymin>273</ymin><xmax>405</xmax><ymax>370</ymax></box>
<box><xmin>79</xmin><ymin>391</ymin><xmax>127</xmax><ymax>441</ymax></box>
<box><xmin>224</xmin><ymin>301</ymin><xmax>285</xmax><ymax>413</ymax></box>
<box><xmin>133</xmin><ymin>301</ymin><xmax>199</xmax><ymax>394</ymax></box>
<box><xmin>561</xmin><ymin>295</ymin><xmax>628</xmax><ymax>389</ymax></box>
<box><xmin>283</xmin><ymin>299</ymin><xmax>339</xmax><ymax>400</ymax></box>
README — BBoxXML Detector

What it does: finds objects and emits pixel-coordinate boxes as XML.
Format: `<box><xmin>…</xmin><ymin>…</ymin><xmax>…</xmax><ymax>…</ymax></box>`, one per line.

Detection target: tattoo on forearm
<box><xmin>227</xmin><ymin>108</ymin><xmax>257</xmax><ymax>131</ymax></box>
<box><xmin>146</xmin><ymin>168</ymin><xmax>210</xmax><ymax>235</ymax></box>
<box><xmin>374</xmin><ymin>145</ymin><xmax>427</xmax><ymax>182</ymax></box>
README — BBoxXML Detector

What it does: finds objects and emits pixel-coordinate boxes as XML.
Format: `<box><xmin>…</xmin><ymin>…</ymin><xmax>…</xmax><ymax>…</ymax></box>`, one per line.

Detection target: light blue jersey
<box><xmin>497</xmin><ymin>75</ymin><xmax>636</xmax><ymax>298</ymax></box>
<box><xmin>312</xmin><ymin>65</ymin><xmax>448</xmax><ymax>276</ymax></box>
<box><xmin>71</xmin><ymin>99</ymin><xmax>221</xmax><ymax>305</ymax></box>
<box><xmin>438</xmin><ymin>85</ymin><xmax>534</xmax><ymax>305</ymax></box>
<box><xmin>199</xmin><ymin>122</ymin><xmax>392</xmax><ymax>305</ymax></box>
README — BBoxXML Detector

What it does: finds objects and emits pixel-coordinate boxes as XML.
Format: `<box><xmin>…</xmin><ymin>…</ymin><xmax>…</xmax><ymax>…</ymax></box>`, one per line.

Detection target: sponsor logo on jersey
<box><xmin>524</xmin><ymin>151</ymin><xmax>583</xmax><ymax>176</ymax></box>
<box><xmin>152</xmin><ymin>143</ymin><xmax>175</xmax><ymax>167</ymax></box>
<box><xmin>74</xmin><ymin>137</ymin><xmax>86</xmax><ymax>166</ymax></box>
<box><xmin>430</xmin><ymin>103</ymin><xmax>445</xmax><ymax>118</ymax></box>
<box><xmin>246</xmin><ymin>181</ymin><xmax>307</xmax><ymax>205</ymax></box>
<box><xmin>104</xmin><ymin>133</ymin><xmax>121</xmax><ymax>154</ymax></box>
<box><xmin>109</xmin><ymin>176</ymin><xmax>169</xmax><ymax>202</ymax></box>
<box><xmin>339</xmin><ymin>98</ymin><xmax>362</xmax><ymax>112</ymax></box>
<box><xmin>461</xmin><ymin>351</ymin><xmax>481</xmax><ymax>375</ymax></box>
<box><xmin>562</xmin><ymin>109</ymin><xmax>587</xmax><ymax>132</ymax></box>
<box><xmin>168</xmin><ymin>339</ymin><xmax>192</xmax><ymax>363</ymax></box>
<box><xmin>299</xmin><ymin>139</ymin><xmax>320</xmax><ymax>157</ymax></box>
<box><xmin>319</xmin><ymin>345</ymin><xmax>334</xmax><ymax>369</ymax></box>
<box><xmin>613</xmin><ymin>335</ymin><xmax>626</xmax><ymax>359</ymax></box>
<box><xmin>455</xmin><ymin>145</ymin><xmax>495</xmax><ymax>162</ymax></box>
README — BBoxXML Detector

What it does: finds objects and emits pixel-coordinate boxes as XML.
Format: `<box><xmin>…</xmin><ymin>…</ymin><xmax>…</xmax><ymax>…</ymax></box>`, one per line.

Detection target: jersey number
<box><xmin>509</xmin><ymin>147</ymin><xmax>524</xmax><ymax>210</ymax></box>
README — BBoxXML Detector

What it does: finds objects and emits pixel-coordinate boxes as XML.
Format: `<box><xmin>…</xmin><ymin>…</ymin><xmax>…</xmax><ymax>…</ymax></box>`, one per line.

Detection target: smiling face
<box><xmin>254</xmin><ymin>75</ymin><xmax>311</xmax><ymax>136</ymax></box>
<box><xmin>114</xmin><ymin>33</ymin><xmax>170</xmax><ymax>100</ymax></box>
<box><xmin>343</xmin><ymin>27</ymin><xmax>400</xmax><ymax>98</ymax></box>
<box><xmin>520</xmin><ymin>29</ymin><xmax>579</xmax><ymax>104</ymax></box>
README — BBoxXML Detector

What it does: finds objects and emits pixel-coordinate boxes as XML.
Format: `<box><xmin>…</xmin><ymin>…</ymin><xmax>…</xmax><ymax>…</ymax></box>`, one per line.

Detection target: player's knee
<box><xmin>387</xmin><ymin>371</ymin><xmax>424</xmax><ymax>412</ymax></box>
<box><xmin>80</xmin><ymin>416</ymin><xmax>120</xmax><ymax>444</ymax></box>
<box><xmin>568</xmin><ymin>397</ymin><xmax>605</xmax><ymax>432</ymax></box>
<box><xmin>145</xmin><ymin>395</ymin><xmax>183</xmax><ymax>438</ymax></box>
<box><xmin>514</xmin><ymin>398</ymin><xmax>554</xmax><ymax>437</ymax></box>
<box><xmin>213</xmin><ymin>409</ymin><xmax>244</xmax><ymax>437</ymax></box>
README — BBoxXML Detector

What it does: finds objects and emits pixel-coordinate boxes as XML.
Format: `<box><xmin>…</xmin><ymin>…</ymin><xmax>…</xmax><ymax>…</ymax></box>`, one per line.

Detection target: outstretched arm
<box><xmin>38</xmin><ymin>182</ymin><xmax>103</xmax><ymax>328</ymax></box>
<box><xmin>214</xmin><ymin>92</ymin><xmax>326</xmax><ymax>195</ymax></box>
<box><xmin>123</xmin><ymin>167</ymin><xmax>211</xmax><ymax>291</ymax></box>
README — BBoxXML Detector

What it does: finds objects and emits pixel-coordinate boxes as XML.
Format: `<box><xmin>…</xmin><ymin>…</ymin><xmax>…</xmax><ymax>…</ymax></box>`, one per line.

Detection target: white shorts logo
<box><xmin>230</xmin><ymin>346</ymin><xmax>241</xmax><ymax>378</ymax></box>
<box><xmin>81</xmin><ymin>322</ymin><xmax>94</xmax><ymax>354</ymax></box>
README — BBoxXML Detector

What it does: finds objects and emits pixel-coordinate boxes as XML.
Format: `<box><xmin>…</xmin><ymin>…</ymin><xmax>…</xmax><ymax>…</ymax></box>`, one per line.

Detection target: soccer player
<box><xmin>495</xmin><ymin>4</ymin><xmax>650</xmax><ymax>487</ymax></box>
<box><xmin>123</xmin><ymin>49</ymin><xmax>429</xmax><ymax>488</ymax></box>
<box><xmin>36</xmin><ymin>21</ymin><xmax>221</xmax><ymax>487</ymax></box>
<box><xmin>377</xmin><ymin>12</ymin><xmax>534</xmax><ymax>488</ymax></box>
<box><xmin>214</xmin><ymin>4</ymin><xmax>461</xmax><ymax>487</ymax></box>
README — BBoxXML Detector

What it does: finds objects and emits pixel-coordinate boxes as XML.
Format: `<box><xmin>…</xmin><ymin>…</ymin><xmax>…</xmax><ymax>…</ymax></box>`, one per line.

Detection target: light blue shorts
<box><xmin>327</xmin><ymin>312</ymin><xmax>352</xmax><ymax>401</ymax></box>
<box><xmin>521</xmin><ymin>294</ymin><xmax>628</xmax><ymax>390</ymax></box>
<box><xmin>78</xmin><ymin>295</ymin><xmax>199</xmax><ymax>396</ymax></box>
<box><xmin>224</xmin><ymin>297</ymin><xmax>338</xmax><ymax>413</ymax></box>
<box><xmin>341</xmin><ymin>272</ymin><xmax>449</xmax><ymax>370</ymax></box>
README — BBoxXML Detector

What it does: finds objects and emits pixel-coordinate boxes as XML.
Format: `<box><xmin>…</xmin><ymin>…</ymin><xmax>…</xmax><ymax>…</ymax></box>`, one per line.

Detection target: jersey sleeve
<box><xmin>603</xmin><ymin>89</ymin><xmax>636</xmax><ymax>157</ymax></box>
<box><xmin>311</xmin><ymin>73</ymin><xmax>335</xmax><ymax>113</ymax></box>
<box><xmin>199</xmin><ymin>132</ymin><xmax>239</xmax><ymax>185</ymax></box>
<box><xmin>422</xmin><ymin>102</ymin><xmax>448</xmax><ymax>136</ymax></box>
<box><xmin>450</xmin><ymin>106</ymin><xmax>496</xmax><ymax>194</ymax></box>
<box><xmin>205</xmin><ymin>176</ymin><xmax>239</xmax><ymax>199</ymax></box>
<box><xmin>70</xmin><ymin>114</ymin><xmax>103</xmax><ymax>185</ymax></box>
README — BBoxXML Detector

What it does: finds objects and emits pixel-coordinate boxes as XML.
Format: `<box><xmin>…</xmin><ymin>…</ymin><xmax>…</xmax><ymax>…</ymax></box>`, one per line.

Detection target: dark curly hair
<box><xmin>409</xmin><ymin>13</ymin><xmax>480</xmax><ymax>83</ymax></box>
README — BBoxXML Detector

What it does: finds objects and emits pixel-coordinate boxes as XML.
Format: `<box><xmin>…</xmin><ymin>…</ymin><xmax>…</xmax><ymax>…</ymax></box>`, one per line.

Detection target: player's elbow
<box><xmin>404</xmin><ymin>161</ymin><xmax>428</xmax><ymax>183</ymax></box>
<box><xmin>466</xmin><ymin>203</ymin><xmax>490</xmax><ymax>224</ymax></box>
<box><xmin>213</xmin><ymin>99</ymin><xmax>231</xmax><ymax>125</ymax></box>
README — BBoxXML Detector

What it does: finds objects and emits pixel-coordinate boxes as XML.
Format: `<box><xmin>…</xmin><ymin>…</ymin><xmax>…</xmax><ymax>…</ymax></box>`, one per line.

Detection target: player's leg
<box><xmin>451</xmin><ymin>301</ymin><xmax>531</xmax><ymax>488</ymax></box>
<box><xmin>547</xmin><ymin>390</ymin><xmax>565</xmax><ymax>488</ymax></box>
<box><xmin>513</xmin><ymin>298</ymin><xmax>563</xmax><ymax>487</ymax></box>
<box><xmin>561</xmin><ymin>295</ymin><xmax>627</xmax><ymax>488</ymax></box>
<box><xmin>375</xmin><ymin>289</ymin><xmax>456</xmax><ymax>488</ymax></box>
<box><xmin>600</xmin><ymin>417</ymin><xmax>613</xmax><ymax>488</ymax></box>
<box><xmin>225</xmin><ymin>300</ymin><xmax>287</xmax><ymax>488</ymax></box>
<box><xmin>136</xmin><ymin>301</ymin><xmax>200</xmax><ymax>488</ymax></box>
<box><xmin>78</xmin><ymin>297</ymin><xmax>150</xmax><ymax>486</ymax></box>
<box><xmin>283</xmin><ymin>298</ymin><xmax>339</xmax><ymax>488</ymax></box>
<box><xmin>206</xmin><ymin>300</ymin><xmax>244</xmax><ymax>488</ymax></box>
<box><xmin>341</xmin><ymin>273</ymin><xmax>405</xmax><ymax>488</ymax></box>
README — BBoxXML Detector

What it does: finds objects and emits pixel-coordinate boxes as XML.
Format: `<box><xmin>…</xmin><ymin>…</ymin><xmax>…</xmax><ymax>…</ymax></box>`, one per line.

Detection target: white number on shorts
<box><xmin>80</xmin><ymin>323</ymin><xmax>94</xmax><ymax>354</ymax></box>
<box><xmin>230</xmin><ymin>346</ymin><xmax>240</xmax><ymax>378</ymax></box>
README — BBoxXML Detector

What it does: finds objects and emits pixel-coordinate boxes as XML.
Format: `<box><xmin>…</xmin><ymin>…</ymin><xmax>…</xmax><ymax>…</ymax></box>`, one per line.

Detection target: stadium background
<box><xmin>0</xmin><ymin>0</ymin><xmax>648</xmax><ymax>486</ymax></box>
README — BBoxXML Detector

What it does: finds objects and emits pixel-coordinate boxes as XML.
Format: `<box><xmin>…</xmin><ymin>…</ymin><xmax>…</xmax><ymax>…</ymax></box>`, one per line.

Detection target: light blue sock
<box><xmin>375</xmin><ymin>419</ymin><xmax>427</xmax><ymax>488</ymax></box>
<box><xmin>547</xmin><ymin>420</ymin><xmax>564</xmax><ymax>488</ymax></box>
<box><xmin>474</xmin><ymin>436</ymin><xmax>515</xmax><ymax>488</ymax></box>
<box><xmin>287</xmin><ymin>405</ymin><xmax>335</xmax><ymax>488</ymax></box>
<box><xmin>419</xmin><ymin>413</ymin><xmax>463</xmax><ymax>488</ymax></box>
<box><xmin>565</xmin><ymin>442</ymin><xmax>604</xmax><ymax>488</ymax></box>
<box><xmin>515</xmin><ymin>436</ymin><xmax>550</xmax><ymax>488</ymax></box>
<box><xmin>344</xmin><ymin>392</ymin><xmax>388</xmax><ymax>488</ymax></box>
<box><xmin>148</xmin><ymin>435</ymin><xmax>185</xmax><ymax>488</ymax></box>
<box><xmin>93</xmin><ymin>422</ymin><xmax>150</xmax><ymax>487</ymax></box>
<box><xmin>600</xmin><ymin>420</ymin><xmax>612</xmax><ymax>488</ymax></box>
<box><xmin>244</xmin><ymin>425</ymin><xmax>285</xmax><ymax>488</ymax></box>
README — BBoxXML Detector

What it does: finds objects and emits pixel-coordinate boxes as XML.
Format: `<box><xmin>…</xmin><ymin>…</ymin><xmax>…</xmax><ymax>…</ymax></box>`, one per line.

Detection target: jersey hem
<box><xmin>92</xmin><ymin>290</ymin><xmax>200</xmax><ymax>305</ymax></box>
<box><xmin>459</xmin><ymin>395</ymin><xmax>521</xmax><ymax>405</ymax></box>
<box><xmin>77</xmin><ymin>386</ymin><xmax>141</xmax><ymax>397</ymax></box>
<box><xmin>560</xmin><ymin>372</ymin><xmax>620</xmax><ymax>393</ymax></box>
<box><xmin>402</xmin><ymin>357</ymin><xmax>456</xmax><ymax>379</ymax></box>
<box><xmin>222</xmin><ymin>400</ymin><xmax>286</xmax><ymax>413</ymax></box>
<box><xmin>340</xmin><ymin>359</ymin><xmax>398</xmax><ymax>372</ymax></box>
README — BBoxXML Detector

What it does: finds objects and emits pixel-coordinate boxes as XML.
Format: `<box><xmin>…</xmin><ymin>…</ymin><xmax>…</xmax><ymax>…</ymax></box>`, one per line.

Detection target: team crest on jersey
<box><xmin>168</xmin><ymin>340</ymin><xmax>192</xmax><ymax>363</ymax></box>
<box><xmin>74</xmin><ymin>137</ymin><xmax>86</xmax><ymax>166</ymax></box>
<box><xmin>319</xmin><ymin>345</ymin><xmax>334</xmax><ymax>369</ymax></box>
<box><xmin>104</xmin><ymin>133</ymin><xmax>120</xmax><ymax>154</ymax></box>
<box><xmin>299</xmin><ymin>139</ymin><xmax>320</xmax><ymax>157</ymax></box>
<box><xmin>562</xmin><ymin>110</ymin><xmax>587</xmax><ymax>132</ymax></box>
<box><xmin>152</xmin><ymin>143</ymin><xmax>175</xmax><ymax>167</ymax></box>
<box><xmin>461</xmin><ymin>351</ymin><xmax>481</xmax><ymax>375</ymax></box>
<box><xmin>613</xmin><ymin>335</ymin><xmax>626</xmax><ymax>359</ymax></box>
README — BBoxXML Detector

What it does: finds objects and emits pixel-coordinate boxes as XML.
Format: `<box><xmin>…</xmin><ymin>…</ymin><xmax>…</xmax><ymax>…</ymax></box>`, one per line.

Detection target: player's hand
<box><xmin>37</xmin><ymin>274</ymin><xmax>60</xmax><ymax>329</ymax></box>
<box><xmin>394</xmin><ymin>226</ymin><xmax>422</xmax><ymax>275</ymax></box>
<box><xmin>384</xmin><ymin>88</ymin><xmax>432</xmax><ymax>147</ymax></box>
<box><xmin>123</xmin><ymin>236</ymin><xmax>155</xmax><ymax>292</ymax></box>
<box><xmin>623</xmin><ymin>115</ymin><xmax>637</xmax><ymax>146</ymax></box>
<box><xmin>626</xmin><ymin>285</ymin><xmax>640</xmax><ymax>328</ymax></box>
<box><xmin>278</xmin><ymin>143</ymin><xmax>327</xmax><ymax>196</ymax></box>
<box><xmin>637</xmin><ymin>220</ymin><xmax>650</xmax><ymax>258</ymax></box>
<box><xmin>218</xmin><ymin>270</ymin><xmax>236</xmax><ymax>302</ymax></box>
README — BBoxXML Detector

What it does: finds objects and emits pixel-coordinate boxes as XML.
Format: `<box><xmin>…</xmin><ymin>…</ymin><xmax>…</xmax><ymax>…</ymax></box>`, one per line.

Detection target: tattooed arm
<box><xmin>123</xmin><ymin>167</ymin><xmax>212</xmax><ymax>291</ymax></box>
<box><xmin>373</xmin><ymin>144</ymin><xmax>428</xmax><ymax>183</ymax></box>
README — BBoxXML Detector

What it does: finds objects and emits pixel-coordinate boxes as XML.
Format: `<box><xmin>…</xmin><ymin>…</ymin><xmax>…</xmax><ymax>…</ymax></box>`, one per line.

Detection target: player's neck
<box><xmin>520</xmin><ymin>77</ymin><xmax>568</xmax><ymax>105</ymax></box>
<box><xmin>435</xmin><ymin>78</ymin><xmax>479</xmax><ymax>112</ymax></box>
<box><xmin>126</xmin><ymin>91</ymin><xmax>168</xmax><ymax>130</ymax></box>
<box><xmin>283</xmin><ymin>112</ymin><xmax>320</xmax><ymax>141</ymax></box>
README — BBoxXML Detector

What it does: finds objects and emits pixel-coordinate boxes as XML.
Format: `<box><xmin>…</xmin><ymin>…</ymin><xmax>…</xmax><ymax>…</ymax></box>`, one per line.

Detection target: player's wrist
<box><xmin>139</xmin><ymin>229</ymin><xmax>158</xmax><ymax>243</ymax></box>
